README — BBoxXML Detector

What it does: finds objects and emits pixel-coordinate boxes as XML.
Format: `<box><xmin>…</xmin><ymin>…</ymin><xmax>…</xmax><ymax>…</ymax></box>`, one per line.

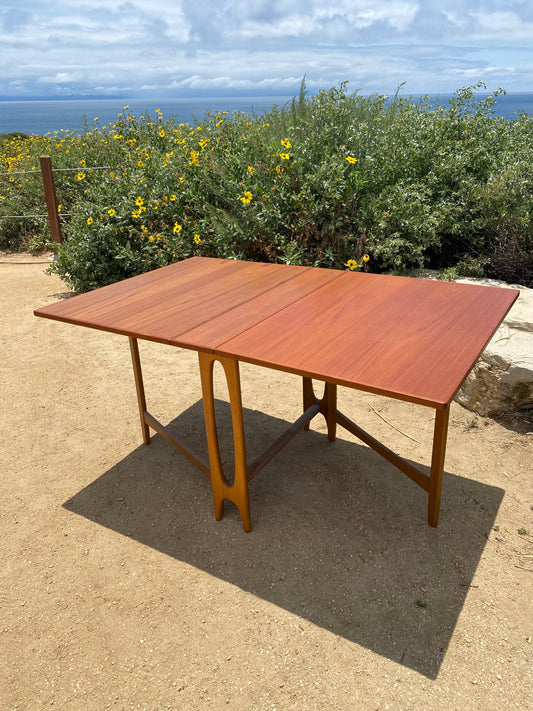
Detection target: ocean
<box><xmin>0</xmin><ymin>92</ymin><xmax>532</xmax><ymax>136</ymax></box>
<box><xmin>0</xmin><ymin>96</ymin><xmax>291</xmax><ymax>136</ymax></box>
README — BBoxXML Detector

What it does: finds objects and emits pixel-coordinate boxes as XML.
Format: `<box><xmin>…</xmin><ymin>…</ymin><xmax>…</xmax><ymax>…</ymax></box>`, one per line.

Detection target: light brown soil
<box><xmin>1</xmin><ymin>256</ymin><xmax>532</xmax><ymax>710</ymax></box>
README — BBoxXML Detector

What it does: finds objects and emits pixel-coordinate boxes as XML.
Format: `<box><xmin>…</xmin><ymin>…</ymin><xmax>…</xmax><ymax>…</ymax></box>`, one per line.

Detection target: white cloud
<box><xmin>470</xmin><ymin>10</ymin><xmax>533</xmax><ymax>40</ymax></box>
<box><xmin>0</xmin><ymin>0</ymin><xmax>532</xmax><ymax>98</ymax></box>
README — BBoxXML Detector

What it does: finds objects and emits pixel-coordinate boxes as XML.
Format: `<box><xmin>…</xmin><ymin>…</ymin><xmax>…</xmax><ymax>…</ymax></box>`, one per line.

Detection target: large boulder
<box><xmin>454</xmin><ymin>278</ymin><xmax>533</xmax><ymax>416</ymax></box>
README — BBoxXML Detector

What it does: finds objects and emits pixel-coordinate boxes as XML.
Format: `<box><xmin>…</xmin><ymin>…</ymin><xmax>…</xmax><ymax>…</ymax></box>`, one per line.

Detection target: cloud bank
<box><xmin>1</xmin><ymin>0</ymin><xmax>532</xmax><ymax>98</ymax></box>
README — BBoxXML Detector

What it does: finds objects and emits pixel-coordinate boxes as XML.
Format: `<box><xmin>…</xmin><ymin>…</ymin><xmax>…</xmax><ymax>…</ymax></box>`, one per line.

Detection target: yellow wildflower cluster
<box><xmin>345</xmin><ymin>254</ymin><xmax>370</xmax><ymax>271</ymax></box>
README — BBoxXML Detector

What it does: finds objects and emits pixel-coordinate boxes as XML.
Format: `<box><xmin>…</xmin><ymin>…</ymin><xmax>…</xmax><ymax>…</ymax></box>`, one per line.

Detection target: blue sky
<box><xmin>1</xmin><ymin>0</ymin><xmax>532</xmax><ymax>99</ymax></box>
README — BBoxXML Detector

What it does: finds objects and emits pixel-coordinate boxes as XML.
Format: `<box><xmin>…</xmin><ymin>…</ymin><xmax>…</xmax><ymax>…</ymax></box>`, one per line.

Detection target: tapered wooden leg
<box><xmin>302</xmin><ymin>377</ymin><xmax>314</xmax><ymax>432</ymax></box>
<box><xmin>198</xmin><ymin>352</ymin><xmax>251</xmax><ymax>532</ymax></box>
<box><xmin>324</xmin><ymin>381</ymin><xmax>337</xmax><ymax>442</ymax></box>
<box><xmin>427</xmin><ymin>405</ymin><xmax>450</xmax><ymax>527</ymax></box>
<box><xmin>302</xmin><ymin>378</ymin><xmax>337</xmax><ymax>441</ymax></box>
<box><xmin>303</xmin><ymin>377</ymin><xmax>314</xmax><ymax>431</ymax></box>
<box><xmin>129</xmin><ymin>337</ymin><xmax>150</xmax><ymax>445</ymax></box>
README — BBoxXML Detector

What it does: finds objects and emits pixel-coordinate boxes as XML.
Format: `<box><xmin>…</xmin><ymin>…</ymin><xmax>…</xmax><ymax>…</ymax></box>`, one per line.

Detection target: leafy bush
<box><xmin>1</xmin><ymin>81</ymin><xmax>532</xmax><ymax>290</ymax></box>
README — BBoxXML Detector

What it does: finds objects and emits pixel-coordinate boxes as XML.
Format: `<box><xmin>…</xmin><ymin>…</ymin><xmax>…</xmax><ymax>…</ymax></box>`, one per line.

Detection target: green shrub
<box><xmin>1</xmin><ymin>81</ymin><xmax>532</xmax><ymax>290</ymax></box>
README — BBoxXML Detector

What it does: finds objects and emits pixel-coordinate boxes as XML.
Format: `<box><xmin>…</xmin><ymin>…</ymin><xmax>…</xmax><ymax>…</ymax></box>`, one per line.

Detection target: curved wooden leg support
<box><xmin>427</xmin><ymin>405</ymin><xmax>450</xmax><ymax>527</ymax></box>
<box><xmin>198</xmin><ymin>352</ymin><xmax>251</xmax><ymax>532</ymax></box>
<box><xmin>302</xmin><ymin>378</ymin><xmax>337</xmax><ymax>441</ymax></box>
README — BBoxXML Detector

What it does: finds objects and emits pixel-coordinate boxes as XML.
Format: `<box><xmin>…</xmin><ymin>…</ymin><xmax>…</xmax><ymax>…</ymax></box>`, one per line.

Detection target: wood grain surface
<box><xmin>35</xmin><ymin>257</ymin><xmax>518</xmax><ymax>407</ymax></box>
<box><xmin>217</xmin><ymin>271</ymin><xmax>518</xmax><ymax>407</ymax></box>
<box><xmin>34</xmin><ymin>257</ymin><xmax>331</xmax><ymax>346</ymax></box>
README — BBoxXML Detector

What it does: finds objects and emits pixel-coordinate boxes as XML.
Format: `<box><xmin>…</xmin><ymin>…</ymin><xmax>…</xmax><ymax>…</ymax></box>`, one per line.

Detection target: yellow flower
<box><xmin>169</xmin><ymin>194</ymin><xmax>177</xmax><ymax>201</ymax></box>
<box><xmin>240</xmin><ymin>191</ymin><xmax>253</xmax><ymax>204</ymax></box>
<box><xmin>57</xmin><ymin>204</ymin><xmax>62</xmax><ymax>213</ymax></box>
<box><xmin>159</xmin><ymin>129</ymin><xmax>165</xmax><ymax>138</ymax></box>
<box><xmin>189</xmin><ymin>151</ymin><xmax>200</xmax><ymax>166</ymax></box>
<box><xmin>86</xmin><ymin>217</ymin><xmax>93</xmax><ymax>225</ymax></box>
<box><xmin>216</xmin><ymin>120</ymin><xmax>224</xmax><ymax>127</ymax></box>
<box><xmin>199</xmin><ymin>139</ymin><xmax>209</xmax><ymax>149</ymax></box>
<box><xmin>80</xmin><ymin>159</ymin><xmax>86</xmax><ymax>166</ymax></box>
<box><xmin>345</xmin><ymin>259</ymin><xmax>357</xmax><ymax>270</ymax></box>
<box><xmin>135</xmin><ymin>196</ymin><xmax>144</xmax><ymax>207</ymax></box>
<box><xmin>137</xmin><ymin>160</ymin><xmax>144</xmax><ymax>167</ymax></box>
<box><xmin>363</xmin><ymin>254</ymin><xmax>370</xmax><ymax>263</ymax></box>
<box><xmin>141</xmin><ymin>225</ymin><xmax>148</xmax><ymax>233</ymax></box>
<box><xmin>148</xmin><ymin>235</ymin><xmax>155</xmax><ymax>242</ymax></box>
<box><xmin>281</xmin><ymin>139</ymin><xmax>291</xmax><ymax>148</ymax></box>
<box><xmin>173</xmin><ymin>222</ymin><xmax>182</xmax><ymax>234</ymax></box>
<box><xmin>194</xmin><ymin>234</ymin><xmax>202</xmax><ymax>244</ymax></box>
<box><xmin>76</xmin><ymin>171</ymin><xmax>85</xmax><ymax>180</ymax></box>
<box><xmin>280</xmin><ymin>152</ymin><xmax>290</xmax><ymax>160</ymax></box>
<box><xmin>247</xmin><ymin>165</ymin><xmax>254</xmax><ymax>177</ymax></box>
<box><xmin>275</xmin><ymin>165</ymin><xmax>281</xmax><ymax>174</ymax></box>
<box><xmin>108</xmin><ymin>208</ymin><xmax>116</xmax><ymax>217</ymax></box>
<box><xmin>345</xmin><ymin>156</ymin><xmax>357</xmax><ymax>164</ymax></box>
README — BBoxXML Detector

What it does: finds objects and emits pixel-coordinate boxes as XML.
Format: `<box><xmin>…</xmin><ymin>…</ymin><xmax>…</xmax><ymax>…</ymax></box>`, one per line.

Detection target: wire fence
<box><xmin>0</xmin><ymin>163</ymin><xmax>112</xmax><ymax>221</ymax></box>
<box><xmin>0</xmin><ymin>165</ymin><xmax>112</xmax><ymax>176</ymax></box>
<box><xmin>0</xmin><ymin>214</ymin><xmax>74</xmax><ymax>219</ymax></box>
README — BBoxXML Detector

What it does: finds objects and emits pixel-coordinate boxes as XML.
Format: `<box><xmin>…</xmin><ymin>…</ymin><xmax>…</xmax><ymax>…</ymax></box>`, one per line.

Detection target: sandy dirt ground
<box><xmin>1</xmin><ymin>255</ymin><xmax>532</xmax><ymax>710</ymax></box>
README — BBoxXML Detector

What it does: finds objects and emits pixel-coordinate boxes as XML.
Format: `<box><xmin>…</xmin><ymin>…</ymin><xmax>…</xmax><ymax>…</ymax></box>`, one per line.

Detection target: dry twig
<box><xmin>368</xmin><ymin>403</ymin><xmax>421</xmax><ymax>443</ymax></box>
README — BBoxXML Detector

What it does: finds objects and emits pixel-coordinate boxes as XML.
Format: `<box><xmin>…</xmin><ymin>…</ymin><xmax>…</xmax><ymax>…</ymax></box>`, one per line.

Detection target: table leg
<box><xmin>427</xmin><ymin>404</ymin><xmax>450</xmax><ymax>527</ymax></box>
<box><xmin>198</xmin><ymin>352</ymin><xmax>251</xmax><ymax>532</ymax></box>
<box><xmin>129</xmin><ymin>337</ymin><xmax>151</xmax><ymax>445</ymax></box>
<box><xmin>302</xmin><ymin>378</ymin><xmax>337</xmax><ymax>441</ymax></box>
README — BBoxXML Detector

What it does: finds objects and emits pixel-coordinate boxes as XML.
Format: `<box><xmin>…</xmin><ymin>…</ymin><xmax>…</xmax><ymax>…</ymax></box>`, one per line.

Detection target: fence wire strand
<box><xmin>0</xmin><ymin>165</ymin><xmax>113</xmax><ymax>177</ymax></box>
<box><xmin>0</xmin><ymin>213</ymin><xmax>74</xmax><ymax>220</ymax></box>
<box><xmin>1</xmin><ymin>162</ymin><xmax>110</xmax><ymax>222</ymax></box>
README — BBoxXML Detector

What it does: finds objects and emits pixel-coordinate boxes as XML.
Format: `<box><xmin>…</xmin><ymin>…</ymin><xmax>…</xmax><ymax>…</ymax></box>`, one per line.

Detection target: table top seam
<box><xmin>169</xmin><ymin>267</ymin><xmax>346</xmax><ymax>351</ymax></box>
<box><xmin>206</xmin><ymin>270</ymin><xmax>347</xmax><ymax>354</ymax></box>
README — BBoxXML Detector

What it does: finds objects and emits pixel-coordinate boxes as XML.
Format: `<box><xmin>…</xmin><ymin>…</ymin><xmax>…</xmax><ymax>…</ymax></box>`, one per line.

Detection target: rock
<box><xmin>453</xmin><ymin>278</ymin><xmax>533</xmax><ymax>416</ymax></box>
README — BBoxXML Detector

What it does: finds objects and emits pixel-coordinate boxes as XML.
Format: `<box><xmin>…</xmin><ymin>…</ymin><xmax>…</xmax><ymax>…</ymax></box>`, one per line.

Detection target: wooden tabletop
<box><xmin>35</xmin><ymin>256</ymin><xmax>519</xmax><ymax>409</ymax></box>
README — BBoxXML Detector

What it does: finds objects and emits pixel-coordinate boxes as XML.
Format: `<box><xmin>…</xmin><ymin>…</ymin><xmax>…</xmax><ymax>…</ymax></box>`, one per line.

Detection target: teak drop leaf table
<box><xmin>34</xmin><ymin>257</ymin><xmax>519</xmax><ymax>531</ymax></box>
